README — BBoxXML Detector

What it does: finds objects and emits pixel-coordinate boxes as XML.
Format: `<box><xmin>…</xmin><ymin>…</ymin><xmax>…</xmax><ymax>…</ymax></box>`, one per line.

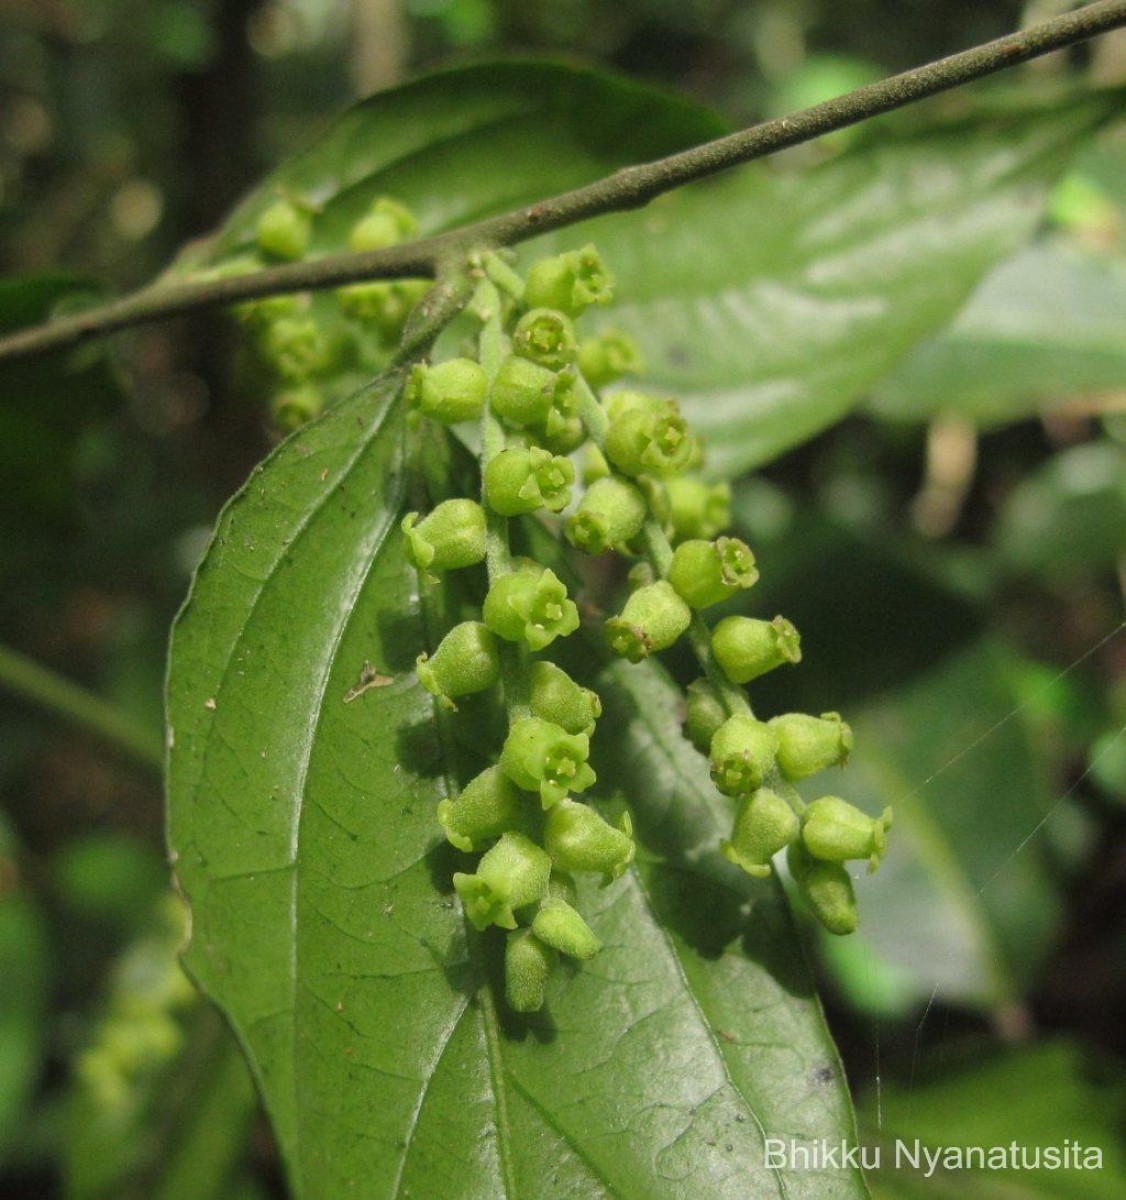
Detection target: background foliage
<box><xmin>1</xmin><ymin>2</ymin><xmax>1125</xmax><ymax>1198</ymax></box>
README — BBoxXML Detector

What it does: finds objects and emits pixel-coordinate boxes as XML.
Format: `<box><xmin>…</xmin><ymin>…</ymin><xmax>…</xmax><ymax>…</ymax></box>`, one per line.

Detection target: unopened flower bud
<box><xmin>788</xmin><ymin>841</ymin><xmax>858</xmax><ymax>935</ymax></box>
<box><xmin>337</xmin><ymin>279</ymin><xmax>428</xmax><ymax>339</ymax></box>
<box><xmin>711</xmin><ymin>615</ymin><xmax>801</xmax><ymax>685</ymax></box>
<box><xmin>529</xmin><ymin>661</ymin><xmax>601</xmax><ymax>736</ymax></box>
<box><xmin>565</xmin><ymin>477</ymin><xmax>647</xmax><ymax>555</ymax></box>
<box><xmin>512</xmin><ymin>308</ymin><xmax>578</xmax><ymax>369</ymax></box>
<box><xmin>605</xmin><ymin>581</ymin><xmax>691</xmax><ymax>663</ymax></box>
<box><xmin>500</xmin><ymin>717</ymin><xmax>596</xmax><ymax>809</ymax></box>
<box><xmin>406</xmin><ymin>358</ymin><xmax>487</xmax><ymax>424</ymax></box>
<box><xmin>256</xmin><ymin>199</ymin><xmax>311</xmax><ymax>261</ymax></box>
<box><xmin>483</xmin><ymin>564</ymin><xmax>579</xmax><ymax>651</ymax></box>
<box><xmin>505</xmin><ymin>929</ymin><xmax>556</xmax><ymax>1013</ymax></box>
<box><xmin>485</xmin><ymin>446</ymin><xmax>574</xmax><ymax>515</ymax></box>
<box><xmin>453</xmin><ymin>831</ymin><xmax>551</xmax><ymax>931</ymax></box>
<box><xmin>437</xmin><ymin>765</ymin><xmax>528</xmax><ymax>852</ymax></box>
<box><xmin>533</xmin><ymin>413</ymin><xmax>586</xmax><ymax>454</ymax></box>
<box><xmin>348</xmin><ymin>196</ymin><xmax>417</xmax><ymax>252</ymax></box>
<box><xmin>709</xmin><ymin>714</ymin><xmax>777</xmax><ymax>797</ymax></box>
<box><xmin>665</xmin><ymin>477</ymin><xmax>731</xmax><ymax>541</ymax></box>
<box><xmin>771</xmin><ymin>712</ymin><xmax>853</xmax><ymax>780</ymax></box>
<box><xmin>683</xmin><ymin>677</ymin><xmax>726</xmax><ymax>755</ymax></box>
<box><xmin>581</xmin><ymin>443</ymin><xmax>611</xmax><ymax>485</ymax></box>
<box><xmin>544</xmin><ymin>799</ymin><xmax>634</xmax><ymax>884</ymax></box>
<box><xmin>416</xmin><ymin>621</ymin><xmax>499</xmax><ymax>707</ymax></box>
<box><xmin>668</xmin><ymin>537</ymin><xmax>758</xmax><ymax>609</ymax></box>
<box><xmin>402</xmin><ymin>499</ymin><xmax>486</xmax><ymax>584</ymax></box>
<box><xmin>578</xmin><ymin>329</ymin><xmax>643</xmax><ymax>389</ymax></box>
<box><xmin>722</xmin><ymin>788</ymin><xmax>800</xmax><ymax>877</ymax></box>
<box><xmin>524</xmin><ymin>244</ymin><xmax>614</xmax><ymax>316</ymax></box>
<box><xmin>489</xmin><ymin>355</ymin><xmax>557</xmax><ymax>427</ymax></box>
<box><xmin>532</xmin><ymin>897</ymin><xmax>600</xmax><ymax>960</ymax></box>
<box><xmin>271</xmin><ymin>384</ymin><xmax>323</xmax><ymax>431</ymax></box>
<box><xmin>546</xmin><ymin>870</ymin><xmax>578</xmax><ymax>906</ymax></box>
<box><xmin>604</xmin><ymin>394</ymin><xmax>695</xmax><ymax>478</ymax></box>
<box><xmin>259</xmin><ymin>316</ymin><xmax>330</xmax><ymax>381</ymax></box>
<box><xmin>235</xmin><ymin>292</ymin><xmax>302</xmax><ymax>329</ymax></box>
<box><xmin>802</xmin><ymin>797</ymin><xmax>892</xmax><ymax>873</ymax></box>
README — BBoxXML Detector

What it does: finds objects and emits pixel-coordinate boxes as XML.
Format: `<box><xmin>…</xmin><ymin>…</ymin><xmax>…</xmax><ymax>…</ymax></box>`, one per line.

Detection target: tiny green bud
<box><xmin>605</xmin><ymin>580</ymin><xmax>691</xmax><ymax>663</ymax></box>
<box><xmin>604</xmin><ymin>394</ymin><xmax>695</xmax><ymax>478</ymax></box>
<box><xmin>721</xmin><ymin>788</ymin><xmax>800</xmax><ymax>878</ymax></box>
<box><xmin>235</xmin><ymin>292</ymin><xmax>302</xmax><ymax>329</ymax></box>
<box><xmin>802</xmin><ymin>797</ymin><xmax>893</xmax><ymax>873</ymax></box>
<box><xmin>683</xmin><ymin>677</ymin><xmax>726</xmax><ymax>755</ymax></box>
<box><xmin>532</xmin><ymin>896</ymin><xmax>600</xmax><ymax>960</ymax></box>
<box><xmin>271</xmin><ymin>384</ymin><xmax>323</xmax><ymax>431</ymax></box>
<box><xmin>544</xmin><ymin>799</ymin><xmax>635</xmax><ymax>885</ymax></box>
<box><xmin>483</xmin><ymin>565</ymin><xmax>580</xmax><ymax>651</ymax></box>
<box><xmin>336</xmin><ymin>279</ymin><xmax>428</xmax><ymax>338</ymax></box>
<box><xmin>416</xmin><ymin>621</ymin><xmax>499</xmax><ymax>707</ymax></box>
<box><xmin>668</xmin><ymin>537</ymin><xmax>759</xmax><ymax>609</ymax></box>
<box><xmin>259</xmin><ymin>316</ymin><xmax>330</xmax><ymax>381</ymax></box>
<box><xmin>581</xmin><ymin>443</ymin><xmax>612</xmax><ymax>485</ymax></box>
<box><xmin>523</xmin><ymin>244</ymin><xmax>614</xmax><ymax>316</ymax></box>
<box><xmin>402</xmin><ymin>499</ymin><xmax>486</xmax><ymax>584</ymax></box>
<box><xmin>665</xmin><ymin>477</ymin><xmax>731</xmax><ymax>541</ymax></box>
<box><xmin>484</xmin><ymin>446</ymin><xmax>574</xmax><ymax>515</ymax></box>
<box><xmin>505</xmin><ymin>929</ymin><xmax>556</xmax><ymax>1013</ymax></box>
<box><xmin>512</xmin><ymin>307</ymin><xmax>578</xmax><ymax>370</ymax></box>
<box><xmin>489</xmin><ymin>355</ymin><xmax>557</xmax><ymax>428</ymax></box>
<box><xmin>546</xmin><ymin>870</ymin><xmax>578</xmax><ymax>906</ymax></box>
<box><xmin>565</xmin><ymin>476</ymin><xmax>647</xmax><ymax>555</ymax></box>
<box><xmin>532</xmin><ymin>413</ymin><xmax>587</xmax><ymax>455</ymax></box>
<box><xmin>499</xmin><ymin>717</ymin><xmax>596</xmax><ymax>809</ymax></box>
<box><xmin>453</xmin><ymin>831</ymin><xmax>551</xmax><ymax>931</ymax></box>
<box><xmin>578</xmin><ymin>328</ymin><xmax>643</xmax><ymax>389</ymax></box>
<box><xmin>348</xmin><ymin>196</ymin><xmax>417</xmax><ymax>252</ymax></box>
<box><xmin>256</xmin><ymin>199</ymin><xmax>311</xmax><ymax>261</ymax></box>
<box><xmin>771</xmin><ymin>712</ymin><xmax>854</xmax><ymax>781</ymax></box>
<box><xmin>709</xmin><ymin>714</ymin><xmax>777</xmax><ymax>797</ymax></box>
<box><xmin>711</xmin><ymin>615</ymin><xmax>802</xmax><ymax>685</ymax></box>
<box><xmin>529</xmin><ymin>660</ymin><xmax>601</xmax><ymax>736</ymax></box>
<box><xmin>437</xmin><ymin>765</ymin><xmax>528</xmax><ymax>853</ymax></box>
<box><xmin>788</xmin><ymin>841</ymin><xmax>859</xmax><ymax>936</ymax></box>
<box><xmin>405</xmin><ymin>358</ymin><xmax>487</xmax><ymax>424</ymax></box>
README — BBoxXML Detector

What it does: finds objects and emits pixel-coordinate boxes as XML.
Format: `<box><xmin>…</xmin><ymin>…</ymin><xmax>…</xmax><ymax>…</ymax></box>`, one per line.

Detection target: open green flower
<box><xmin>801</xmin><ymin>797</ymin><xmax>892</xmax><ymax>873</ymax></box>
<box><xmin>483</xmin><ymin>564</ymin><xmax>579</xmax><ymax>651</ymax></box>
<box><xmin>453</xmin><ymin>832</ymin><xmax>551</xmax><ymax>931</ymax></box>
<box><xmin>605</xmin><ymin>580</ymin><xmax>691</xmax><ymax>663</ymax></box>
<box><xmin>709</xmin><ymin>714</ymin><xmax>777</xmax><ymax>797</ymax></box>
<box><xmin>500</xmin><ymin>717</ymin><xmax>596</xmax><ymax>809</ymax></box>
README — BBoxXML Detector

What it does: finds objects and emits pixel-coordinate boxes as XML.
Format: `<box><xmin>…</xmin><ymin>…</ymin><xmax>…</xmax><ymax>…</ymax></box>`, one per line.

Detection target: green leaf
<box><xmin>167</xmin><ymin>376</ymin><xmax>867</xmax><ymax>1198</ymax></box>
<box><xmin>860</xmin><ymin>1040</ymin><xmax>1126</xmax><ymax>1199</ymax></box>
<box><xmin>869</xmin><ymin>242</ymin><xmax>1126</xmax><ymax>426</ymax></box>
<box><xmin>541</xmin><ymin>92</ymin><xmax>1126</xmax><ymax>475</ymax></box>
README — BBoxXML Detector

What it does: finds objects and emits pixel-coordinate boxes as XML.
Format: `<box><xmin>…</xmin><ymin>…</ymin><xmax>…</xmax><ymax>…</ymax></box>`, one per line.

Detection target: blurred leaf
<box><xmin>869</xmin><ymin>243</ymin><xmax>1126</xmax><ymax>425</ymax></box>
<box><xmin>994</xmin><ymin>441</ymin><xmax>1126</xmax><ymax>579</ymax></box>
<box><xmin>166</xmin><ymin>369</ymin><xmax>867</xmax><ymax>1198</ymax></box>
<box><xmin>860</xmin><ymin>1041</ymin><xmax>1126</xmax><ymax>1198</ymax></box>
<box><xmin>0</xmin><ymin>817</ymin><xmax>50</xmax><ymax>1166</ymax></box>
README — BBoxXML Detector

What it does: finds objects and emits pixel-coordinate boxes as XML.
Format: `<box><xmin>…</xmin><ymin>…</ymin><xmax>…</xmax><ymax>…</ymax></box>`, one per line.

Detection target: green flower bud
<box><xmin>668</xmin><ymin>537</ymin><xmax>759</xmax><ymax>609</ymax></box>
<box><xmin>788</xmin><ymin>841</ymin><xmax>858</xmax><ymax>936</ymax></box>
<box><xmin>437</xmin><ymin>765</ymin><xmax>528</xmax><ymax>853</ymax></box>
<box><xmin>405</xmin><ymin>358</ymin><xmax>487</xmax><ymax>424</ymax></box>
<box><xmin>523</xmin><ymin>244</ymin><xmax>614</xmax><ymax>316</ymax></box>
<box><xmin>665</xmin><ymin>477</ymin><xmax>731</xmax><ymax>541</ymax></box>
<box><xmin>771</xmin><ymin>712</ymin><xmax>854</xmax><ymax>781</ymax></box>
<box><xmin>605</xmin><ymin>580</ymin><xmax>691</xmax><ymax>663</ymax></box>
<box><xmin>604</xmin><ymin>394</ymin><xmax>695</xmax><ymax>478</ymax></box>
<box><xmin>453</xmin><ymin>831</ymin><xmax>551</xmax><ymax>931</ymax></box>
<box><xmin>581</xmin><ymin>443</ymin><xmax>612</xmax><ymax>485</ymax></box>
<box><xmin>402</xmin><ymin>499</ymin><xmax>486</xmax><ymax>584</ymax></box>
<box><xmin>721</xmin><ymin>788</ymin><xmax>800</xmax><ymax>878</ymax></box>
<box><xmin>271</xmin><ymin>384</ymin><xmax>323</xmax><ymax>431</ymax></box>
<box><xmin>505</xmin><ymin>929</ymin><xmax>556</xmax><ymax>1013</ymax></box>
<box><xmin>256</xmin><ymin>199</ymin><xmax>311</xmax><ymax>261</ymax></box>
<box><xmin>711</xmin><ymin>615</ymin><xmax>802</xmax><ymax>685</ymax></box>
<box><xmin>529</xmin><ymin>660</ymin><xmax>601</xmax><ymax>736</ymax></box>
<box><xmin>564</xmin><ymin>476</ymin><xmax>647</xmax><ymax>555</ymax></box>
<box><xmin>801</xmin><ymin>797</ymin><xmax>893</xmax><ymax>873</ymax></box>
<box><xmin>484</xmin><ymin>446</ymin><xmax>574</xmax><ymax>515</ymax></box>
<box><xmin>683</xmin><ymin>677</ymin><xmax>726</xmax><ymax>755</ymax></box>
<box><xmin>499</xmin><ymin>717</ymin><xmax>596</xmax><ymax>809</ymax></box>
<box><xmin>489</xmin><ymin>355</ymin><xmax>557</xmax><ymax>428</ymax></box>
<box><xmin>483</xmin><ymin>565</ymin><xmax>580</xmax><ymax>651</ymax></box>
<box><xmin>709</xmin><ymin>714</ymin><xmax>777</xmax><ymax>797</ymax></box>
<box><xmin>235</xmin><ymin>292</ymin><xmax>302</xmax><ymax>329</ymax></box>
<box><xmin>532</xmin><ymin>413</ymin><xmax>586</xmax><ymax>455</ymax></box>
<box><xmin>532</xmin><ymin>897</ymin><xmax>600</xmax><ymax>960</ymax></box>
<box><xmin>512</xmin><ymin>308</ymin><xmax>578</xmax><ymax>370</ymax></box>
<box><xmin>578</xmin><ymin>329</ymin><xmax>643</xmax><ymax>389</ymax></box>
<box><xmin>259</xmin><ymin>316</ymin><xmax>330</xmax><ymax>381</ymax></box>
<box><xmin>544</xmin><ymin>799</ymin><xmax>635</xmax><ymax>885</ymax></box>
<box><xmin>546</xmin><ymin>869</ymin><xmax>578</xmax><ymax>907</ymax></box>
<box><xmin>336</xmin><ymin>279</ymin><xmax>429</xmax><ymax>338</ymax></box>
<box><xmin>348</xmin><ymin>197</ymin><xmax>417</xmax><ymax>252</ymax></box>
<box><xmin>416</xmin><ymin>621</ymin><xmax>499</xmax><ymax>707</ymax></box>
